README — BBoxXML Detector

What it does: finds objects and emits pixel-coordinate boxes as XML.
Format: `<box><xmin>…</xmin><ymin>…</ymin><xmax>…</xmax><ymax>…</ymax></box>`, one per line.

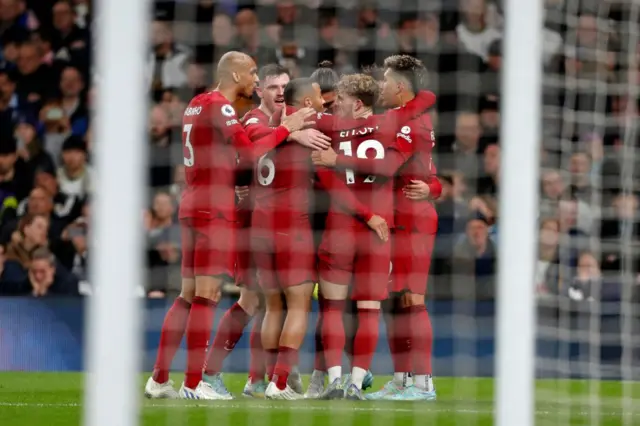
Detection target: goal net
<box><xmin>0</xmin><ymin>0</ymin><xmax>638</xmax><ymax>425</ymax></box>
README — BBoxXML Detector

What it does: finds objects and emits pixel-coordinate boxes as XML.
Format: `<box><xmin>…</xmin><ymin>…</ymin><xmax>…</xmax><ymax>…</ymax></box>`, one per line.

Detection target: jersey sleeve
<box><xmin>314</xmin><ymin>167</ymin><xmax>374</xmax><ymax>222</ymax></box>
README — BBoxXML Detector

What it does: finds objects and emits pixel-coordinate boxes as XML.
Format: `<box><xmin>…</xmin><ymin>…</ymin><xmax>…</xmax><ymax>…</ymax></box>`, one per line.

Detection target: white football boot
<box><xmin>179</xmin><ymin>380</ymin><xmax>234</xmax><ymax>400</ymax></box>
<box><xmin>265</xmin><ymin>382</ymin><xmax>304</xmax><ymax>400</ymax></box>
<box><xmin>144</xmin><ymin>376</ymin><xmax>179</xmax><ymax>399</ymax></box>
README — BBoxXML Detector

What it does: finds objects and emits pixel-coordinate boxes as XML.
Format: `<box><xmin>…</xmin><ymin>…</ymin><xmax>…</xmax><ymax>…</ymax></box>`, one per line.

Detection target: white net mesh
<box><xmin>1</xmin><ymin>0</ymin><xmax>639</xmax><ymax>424</ymax></box>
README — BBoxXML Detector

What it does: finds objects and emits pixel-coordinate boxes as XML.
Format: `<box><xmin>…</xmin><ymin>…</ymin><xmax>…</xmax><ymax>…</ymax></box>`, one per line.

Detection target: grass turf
<box><xmin>0</xmin><ymin>373</ymin><xmax>638</xmax><ymax>426</ymax></box>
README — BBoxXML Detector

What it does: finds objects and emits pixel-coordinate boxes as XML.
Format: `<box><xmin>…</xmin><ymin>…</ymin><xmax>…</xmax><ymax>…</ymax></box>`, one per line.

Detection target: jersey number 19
<box><xmin>338</xmin><ymin>139</ymin><xmax>384</xmax><ymax>184</ymax></box>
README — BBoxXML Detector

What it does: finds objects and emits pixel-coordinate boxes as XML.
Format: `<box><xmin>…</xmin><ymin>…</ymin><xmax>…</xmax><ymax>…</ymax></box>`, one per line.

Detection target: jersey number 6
<box><xmin>257</xmin><ymin>154</ymin><xmax>275</xmax><ymax>186</ymax></box>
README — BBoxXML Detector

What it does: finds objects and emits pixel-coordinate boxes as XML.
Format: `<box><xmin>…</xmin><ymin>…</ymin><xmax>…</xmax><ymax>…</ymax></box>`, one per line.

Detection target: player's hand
<box><xmin>403</xmin><ymin>180</ymin><xmax>431</xmax><ymax>200</ymax></box>
<box><xmin>281</xmin><ymin>107</ymin><xmax>315</xmax><ymax>133</ymax></box>
<box><xmin>367</xmin><ymin>215</ymin><xmax>389</xmax><ymax>242</ymax></box>
<box><xmin>311</xmin><ymin>146</ymin><xmax>338</xmax><ymax>167</ymax></box>
<box><xmin>290</xmin><ymin>129</ymin><xmax>331</xmax><ymax>151</ymax></box>
<box><xmin>235</xmin><ymin>185</ymin><xmax>250</xmax><ymax>202</ymax></box>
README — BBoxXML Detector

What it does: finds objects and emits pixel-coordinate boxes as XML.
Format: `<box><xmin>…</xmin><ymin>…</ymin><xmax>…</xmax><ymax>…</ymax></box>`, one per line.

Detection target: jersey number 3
<box><xmin>183</xmin><ymin>124</ymin><xmax>194</xmax><ymax>167</ymax></box>
<box><xmin>338</xmin><ymin>139</ymin><xmax>384</xmax><ymax>184</ymax></box>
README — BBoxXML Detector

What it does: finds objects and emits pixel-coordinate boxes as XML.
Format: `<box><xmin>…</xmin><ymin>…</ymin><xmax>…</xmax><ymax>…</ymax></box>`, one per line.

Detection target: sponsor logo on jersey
<box><xmin>221</xmin><ymin>104</ymin><xmax>236</xmax><ymax>117</ymax></box>
<box><xmin>184</xmin><ymin>106</ymin><xmax>202</xmax><ymax>116</ymax></box>
<box><xmin>244</xmin><ymin>117</ymin><xmax>260</xmax><ymax>126</ymax></box>
<box><xmin>401</xmin><ymin>126</ymin><xmax>411</xmax><ymax>134</ymax></box>
<box><xmin>226</xmin><ymin>119</ymin><xmax>239</xmax><ymax>126</ymax></box>
<box><xmin>397</xmin><ymin>132</ymin><xmax>412</xmax><ymax>143</ymax></box>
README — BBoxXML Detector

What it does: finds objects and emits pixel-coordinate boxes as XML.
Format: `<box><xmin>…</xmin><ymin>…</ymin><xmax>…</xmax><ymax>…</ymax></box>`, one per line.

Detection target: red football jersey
<box><xmin>315</xmin><ymin>116</ymin><xmax>395</xmax><ymax>226</ymax></box>
<box><xmin>390</xmin><ymin>114</ymin><xmax>438</xmax><ymax>232</ymax></box>
<box><xmin>251</xmin><ymin>131</ymin><xmax>313</xmax><ymax>228</ymax></box>
<box><xmin>179</xmin><ymin>91</ymin><xmax>240</xmax><ymax>221</ymax></box>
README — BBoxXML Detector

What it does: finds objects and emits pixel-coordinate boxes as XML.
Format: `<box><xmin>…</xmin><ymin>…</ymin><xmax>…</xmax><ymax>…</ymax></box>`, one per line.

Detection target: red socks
<box><xmin>352</xmin><ymin>308</ymin><xmax>380</xmax><ymax>371</ymax></box>
<box><xmin>314</xmin><ymin>296</ymin><xmax>326</xmax><ymax>371</ymax></box>
<box><xmin>152</xmin><ymin>297</ymin><xmax>191</xmax><ymax>384</ymax></box>
<box><xmin>184</xmin><ymin>296</ymin><xmax>217</xmax><ymax>389</ymax></box>
<box><xmin>273</xmin><ymin>346</ymin><xmax>299</xmax><ymax>390</ymax></box>
<box><xmin>248</xmin><ymin>311</ymin><xmax>266</xmax><ymax>383</ymax></box>
<box><xmin>204</xmin><ymin>302</ymin><xmax>252</xmax><ymax>376</ymax></box>
<box><xmin>387</xmin><ymin>307</ymin><xmax>412</xmax><ymax>374</ymax></box>
<box><xmin>265</xmin><ymin>348</ymin><xmax>278</xmax><ymax>382</ymax></box>
<box><xmin>320</xmin><ymin>299</ymin><xmax>346</xmax><ymax>369</ymax></box>
<box><xmin>408</xmin><ymin>305</ymin><xmax>433</xmax><ymax>375</ymax></box>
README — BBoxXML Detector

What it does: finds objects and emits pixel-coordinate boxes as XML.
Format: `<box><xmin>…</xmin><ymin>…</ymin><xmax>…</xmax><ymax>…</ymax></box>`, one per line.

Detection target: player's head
<box><xmin>256</xmin><ymin>64</ymin><xmax>290</xmax><ymax>114</ymax></box>
<box><xmin>380</xmin><ymin>54</ymin><xmax>427</xmax><ymax>108</ymax></box>
<box><xmin>335</xmin><ymin>74</ymin><xmax>379</xmax><ymax>119</ymax></box>
<box><xmin>310</xmin><ymin>61</ymin><xmax>339</xmax><ymax>111</ymax></box>
<box><xmin>216</xmin><ymin>51</ymin><xmax>258</xmax><ymax>98</ymax></box>
<box><xmin>283</xmin><ymin>77</ymin><xmax>325</xmax><ymax>112</ymax></box>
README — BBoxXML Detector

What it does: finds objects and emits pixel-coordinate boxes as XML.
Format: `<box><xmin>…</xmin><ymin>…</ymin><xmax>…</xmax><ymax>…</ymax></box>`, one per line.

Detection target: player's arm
<box><xmin>314</xmin><ymin>167</ymin><xmax>389</xmax><ymax>241</ymax></box>
<box><xmin>403</xmin><ymin>176</ymin><xmax>443</xmax><ymax>201</ymax></box>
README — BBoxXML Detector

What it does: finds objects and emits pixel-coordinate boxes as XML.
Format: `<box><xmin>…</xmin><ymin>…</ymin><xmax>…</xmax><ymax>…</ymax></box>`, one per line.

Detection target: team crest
<box><xmin>244</xmin><ymin>117</ymin><xmax>260</xmax><ymax>125</ymax></box>
<box><xmin>221</xmin><ymin>104</ymin><xmax>236</xmax><ymax>117</ymax></box>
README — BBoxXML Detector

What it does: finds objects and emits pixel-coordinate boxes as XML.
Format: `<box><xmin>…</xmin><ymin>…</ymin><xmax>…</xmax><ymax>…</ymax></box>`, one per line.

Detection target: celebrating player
<box><xmin>312</xmin><ymin>55</ymin><xmax>440</xmax><ymax>401</ymax></box>
<box><xmin>202</xmin><ymin>64</ymin><xmax>330</xmax><ymax>399</ymax></box>
<box><xmin>144</xmin><ymin>52</ymin><xmax>313</xmax><ymax>401</ymax></box>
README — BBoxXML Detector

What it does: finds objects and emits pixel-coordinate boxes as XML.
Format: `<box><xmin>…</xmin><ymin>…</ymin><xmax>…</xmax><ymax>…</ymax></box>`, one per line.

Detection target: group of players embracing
<box><xmin>144</xmin><ymin>50</ymin><xmax>440</xmax><ymax>403</ymax></box>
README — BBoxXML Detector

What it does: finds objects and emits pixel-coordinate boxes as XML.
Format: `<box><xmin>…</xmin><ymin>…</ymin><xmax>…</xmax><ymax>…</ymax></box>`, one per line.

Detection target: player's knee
<box><xmin>319</xmin><ymin>278</ymin><xmax>348</xmax><ymax>300</ymax></box>
<box><xmin>238</xmin><ymin>288</ymin><xmax>260</xmax><ymax>315</ymax></box>
<box><xmin>284</xmin><ymin>282</ymin><xmax>314</xmax><ymax>311</ymax></box>
<box><xmin>180</xmin><ymin>278</ymin><xmax>196</xmax><ymax>302</ymax></box>
<box><xmin>400</xmin><ymin>292</ymin><xmax>425</xmax><ymax>308</ymax></box>
<box><xmin>194</xmin><ymin>276</ymin><xmax>223</xmax><ymax>301</ymax></box>
<box><xmin>265</xmin><ymin>291</ymin><xmax>284</xmax><ymax>311</ymax></box>
<box><xmin>356</xmin><ymin>300</ymin><xmax>381</xmax><ymax>310</ymax></box>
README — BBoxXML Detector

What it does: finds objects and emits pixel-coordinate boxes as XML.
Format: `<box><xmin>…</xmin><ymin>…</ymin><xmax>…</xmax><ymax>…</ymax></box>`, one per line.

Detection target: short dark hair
<box><xmin>283</xmin><ymin>78</ymin><xmax>315</xmax><ymax>106</ymax></box>
<box><xmin>31</xmin><ymin>247</ymin><xmax>55</xmax><ymax>265</ymax></box>
<box><xmin>383</xmin><ymin>55</ymin><xmax>427</xmax><ymax>92</ymax></box>
<box><xmin>258</xmin><ymin>63</ymin><xmax>290</xmax><ymax>82</ymax></box>
<box><xmin>310</xmin><ymin>61</ymin><xmax>339</xmax><ymax>94</ymax></box>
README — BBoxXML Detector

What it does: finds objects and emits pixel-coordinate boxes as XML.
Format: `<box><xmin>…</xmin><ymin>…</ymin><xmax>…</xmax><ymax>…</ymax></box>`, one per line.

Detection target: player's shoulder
<box><xmin>242</xmin><ymin>108</ymin><xmax>268</xmax><ymax>126</ymax></box>
<box><xmin>190</xmin><ymin>91</ymin><xmax>238</xmax><ymax>117</ymax></box>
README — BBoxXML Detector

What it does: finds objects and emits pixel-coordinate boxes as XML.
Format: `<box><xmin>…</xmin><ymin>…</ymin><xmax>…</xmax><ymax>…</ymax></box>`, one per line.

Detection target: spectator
<box><xmin>0</xmin><ymin>0</ymin><xmax>38</xmax><ymax>34</ymax></box>
<box><xmin>456</xmin><ymin>0</ymin><xmax>501</xmax><ymax>61</ymax></box>
<box><xmin>16</xmin><ymin>169</ymin><xmax>82</xmax><ymax>224</ymax></box>
<box><xmin>14</xmin><ymin>119</ymin><xmax>56</xmax><ymax>172</ymax></box>
<box><xmin>0</xmin><ymin>133</ymin><xmax>33</xmax><ymax>214</ymax></box>
<box><xmin>540</xmin><ymin>168</ymin><xmax>594</xmax><ymax>234</ymax></box>
<box><xmin>168</xmin><ymin>164</ymin><xmax>185</xmax><ymax>207</ymax></box>
<box><xmin>0</xmin><ymin>68</ymin><xmax>19</xmax><ymax>130</ymax></box>
<box><xmin>57</xmin><ymin>134</ymin><xmax>93</xmax><ymax>199</ymax></box>
<box><xmin>148</xmin><ymin>19</ymin><xmax>190</xmax><ymax>94</ymax></box>
<box><xmin>234</xmin><ymin>8</ymin><xmax>277</xmax><ymax>66</ymax></box>
<box><xmin>60</xmin><ymin>199</ymin><xmax>88</xmax><ymax>283</ymax></box>
<box><xmin>15</xmin><ymin>41</ymin><xmax>55</xmax><ymax>107</ymax></box>
<box><xmin>3</xmin><ymin>213</ymin><xmax>49</xmax><ymax>275</ymax></box>
<box><xmin>315</xmin><ymin>11</ymin><xmax>338</xmax><ymax>65</ymax></box>
<box><xmin>600</xmin><ymin>193</ymin><xmax>640</xmax><ymax>273</ymax></box>
<box><xmin>2</xmin><ymin>185</ymin><xmax>66</xmax><ymax>244</ymax></box>
<box><xmin>205</xmin><ymin>13</ymin><xmax>235</xmax><ymax>65</ymax></box>
<box><xmin>0</xmin><ymin>246</ymin><xmax>79</xmax><ymax>296</ymax></box>
<box><xmin>569</xmin><ymin>152</ymin><xmax>595</xmax><ymax>203</ymax></box>
<box><xmin>452</xmin><ymin>212</ymin><xmax>496</xmax><ymax>299</ymax></box>
<box><xmin>148</xmin><ymin>105</ymin><xmax>177</xmax><ymax>189</ymax></box>
<box><xmin>477</xmin><ymin>143</ymin><xmax>499</xmax><ymax>197</ymax></box>
<box><xmin>565</xmin><ymin>252</ymin><xmax>620</xmax><ymax>302</ymax></box>
<box><xmin>58</xmin><ymin>65</ymin><xmax>88</xmax><ymax>136</ymax></box>
<box><xmin>536</xmin><ymin>218</ymin><xmax>560</xmax><ymax>294</ymax></box>
<box><xmin>478</xmin><ymin>93</ymin><xmax>499</xmax><ymax>147</ymax></box>
<box><xmin>145</xmin><ymin>191</ymin><xmax>180</xmax><ymax>298</ymax></box>
<box><xmin>39</xmin><ymin>99</ymin><xmax>73</xmax><ymax>165</ymax></box>
<box><xmin>480</xmin><ymin>40</ymin><xmax>501</xmax><ymax>97</ymax></box>
<box><xmin>51</xmin><ymin>0</ymin><xmax>90</xmax><ymax>69</ymax></box>
<box><xmin>441</xmin><ymin>111</ymin><xmax>482</xmax><ymax>191</ymax></box>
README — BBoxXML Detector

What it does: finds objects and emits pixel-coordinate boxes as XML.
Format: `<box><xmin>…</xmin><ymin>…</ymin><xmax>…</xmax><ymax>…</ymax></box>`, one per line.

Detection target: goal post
<box><xmin>495</xmin><ymin>0</ymin><xmax>544</xmax><ymax>425</ymax></box>
<box><xmin>83</xmin><ymin>0</ymin><xmax>150</xmax><ymax>425</ymax></box>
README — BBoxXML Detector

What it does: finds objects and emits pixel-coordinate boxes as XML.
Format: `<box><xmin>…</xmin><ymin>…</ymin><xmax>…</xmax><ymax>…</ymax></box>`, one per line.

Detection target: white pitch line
<box><xmin>0</xmin><ymin>402</ymin><xmax>636</xmax><ymax>417</ymax></box>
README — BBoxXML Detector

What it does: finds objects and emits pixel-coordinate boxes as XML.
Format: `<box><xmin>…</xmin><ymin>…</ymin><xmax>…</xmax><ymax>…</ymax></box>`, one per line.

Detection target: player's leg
<box><xmin>203</xmin><ymin>287</ymin><xmax>258</xmax><ymax>390</ymax></box>
<box><xmin>146</xmin><ymin>220</ymin><xmax>196</xmax><ymax>399</ymax></box>
<box><xmin>388</xmin><ymin>231</ymin><xmax>437</xmax><ymax>401</ymax></box>
<box><xmin>305</xmin><ymin>291</ymin><xmax>327</xmax><ymax>398</ymax></box>
<box><xmin>145</xmin><ymin>279</ymin><xmax>194</xmax><ymax>399</ymax></box>
<box><xmin>344</xmin><ymin>232</ymin><xmax>389</xmax><ymax>400</ymax></box>
<box><xmin>262</xmin><ymin>290</ymin><xmax>284</xmax><ymax>383</ymax></box>
<box><xmin>180</xmin><ymin>218</ymin><xmax>234</xmax><ymax>400</ymax></box>
<box><xmin>245</xmin><ymin>307</ymin><xmax>267</xmax><ymax>396</ymax></box>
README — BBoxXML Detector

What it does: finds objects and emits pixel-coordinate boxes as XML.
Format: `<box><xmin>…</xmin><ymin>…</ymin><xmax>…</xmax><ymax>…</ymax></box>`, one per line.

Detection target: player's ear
<box><xmin>304</xmin><ymin>97</ymin><xmax>311</xmax><ymax>108</ymax></box>
<box><xmin>232</xmin><ymin>72</ymin><xmax>240</xmax><ymax>84</ymax></box>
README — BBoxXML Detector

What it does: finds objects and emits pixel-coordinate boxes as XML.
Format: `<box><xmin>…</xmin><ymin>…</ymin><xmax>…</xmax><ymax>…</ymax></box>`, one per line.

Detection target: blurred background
<box><xmin>0</xmin><ymin>0</ymin><xmax>639</xmax><ymax>379</ymax></box>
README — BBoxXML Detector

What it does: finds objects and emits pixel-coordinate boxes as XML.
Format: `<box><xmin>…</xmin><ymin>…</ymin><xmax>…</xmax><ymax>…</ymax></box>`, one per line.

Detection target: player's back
<box><xmin>393</xmin><ymin>112</ymin><xmax>437</xmax><ymax>231</ymax></box>
<box><xmin>323</xmin><ymin>116</ymin><xmax>395</xmax><ymax>227</ymax></box>
<box><xmin>180</xmin><ymin>91</ymin><xmax>239</xmax><ymax>222</ymax></box>
<box><xmin>252</xmin><ymin>127</ymin><xmax>313</xmax><ymax>228</ymax></box>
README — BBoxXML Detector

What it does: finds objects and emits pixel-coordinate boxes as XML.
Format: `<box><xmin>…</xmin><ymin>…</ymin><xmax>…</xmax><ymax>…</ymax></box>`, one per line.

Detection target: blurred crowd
<box><xmin>0</xmin><ymin>0</ymin><xmax>638</xmax><ymax>301</ymax></box>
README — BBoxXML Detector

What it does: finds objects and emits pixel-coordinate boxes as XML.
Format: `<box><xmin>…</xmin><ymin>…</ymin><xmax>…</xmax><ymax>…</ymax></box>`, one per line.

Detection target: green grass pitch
<box><xmin>0</xmin><ymin>372</ymin><xmax>638</xmax><ymax>425</ymax></box>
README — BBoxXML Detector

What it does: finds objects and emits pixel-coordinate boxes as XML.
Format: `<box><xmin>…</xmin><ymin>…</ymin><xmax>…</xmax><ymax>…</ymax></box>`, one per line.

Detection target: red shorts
<box><xmin>390</xmin><ymin>229</ymin><xmax>435</xmax><ymax>294</ymax></box>
<box><xmin>318</xmin><ymin>214</ymin><xmax>391</xmax><ymax>301</ymax></box>
<box><xmin>251</xmin><ymin>219</ymin><xmax>316</xmax><ymax>292</ymax></box>
<box><xmin>180</xmin><ymin>217</ymin><xmax>236</xmax><ymax>281</ymax></box>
